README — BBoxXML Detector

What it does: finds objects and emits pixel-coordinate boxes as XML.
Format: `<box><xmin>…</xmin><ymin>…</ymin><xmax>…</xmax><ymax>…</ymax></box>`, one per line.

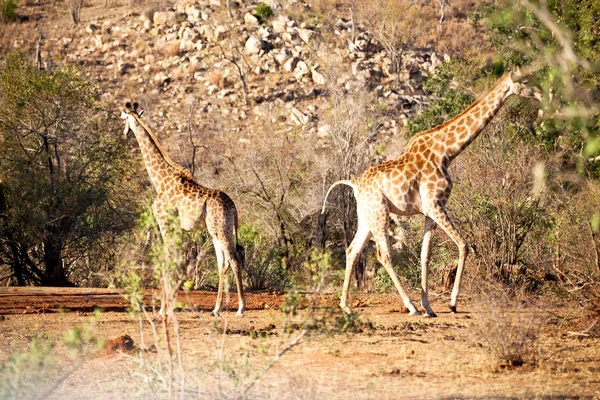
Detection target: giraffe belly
<box><xmin>389</xmin><ymin>201</ymin><xmax>421</xmax><ymax>216</ymax></box>
<box><xmin>179</xmin><ymin>207</ymin><xmax>206</xmax><ymax>231</ymax></box>
<box><xmin>383</xmin><ymin>185</ymin><xmax>422</xmax><ymax>216</ymax></box>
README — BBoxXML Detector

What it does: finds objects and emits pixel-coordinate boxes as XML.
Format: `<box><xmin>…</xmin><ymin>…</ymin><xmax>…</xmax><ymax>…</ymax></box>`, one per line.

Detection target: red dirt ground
<box><xmin>1</xmin><ymin>287</ymin><xmax>599</xmax><ymax>399</ymax></box>
<box><xmin>0</xmin><ymin>286</ymin><xmax>285</xmax><ymax>314</ymax></box>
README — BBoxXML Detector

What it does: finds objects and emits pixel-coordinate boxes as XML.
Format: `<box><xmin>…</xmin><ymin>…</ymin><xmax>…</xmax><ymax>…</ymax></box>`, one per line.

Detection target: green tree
<box><xmin>476</xmin><ymin>0</ymin><xmax>600</xmax><ymax>174</ymax></box>
<box><xmin>0</xmin><ymin>53</ymin><xmax>143</xmax><ymax>286</ymax></box>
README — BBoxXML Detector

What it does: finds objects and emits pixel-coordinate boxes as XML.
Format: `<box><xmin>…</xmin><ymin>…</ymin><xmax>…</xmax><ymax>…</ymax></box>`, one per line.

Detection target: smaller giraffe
<box><xmin>321</xmin><ymin>69</ymin><xmax>541</xmax><ymax>317</ymax></box>
<box><xmin>121</xmin><ymin>102</ymin><xmax>245</xmax><ymax>317</ymax></box>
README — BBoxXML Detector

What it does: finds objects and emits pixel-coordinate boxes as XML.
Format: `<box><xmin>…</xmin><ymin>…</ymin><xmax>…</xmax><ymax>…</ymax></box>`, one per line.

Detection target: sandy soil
<box><xmin>0</xmin><ymin>287</ymin><xmax>599</xmax><ymax>399</ymax></box>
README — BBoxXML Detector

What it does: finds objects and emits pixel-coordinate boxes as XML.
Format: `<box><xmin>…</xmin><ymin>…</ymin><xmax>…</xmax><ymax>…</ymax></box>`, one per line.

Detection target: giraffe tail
<box><xmin>321</xmin><ymin>180</ymin><xmax>356</xmax><ymax>215</ymax></box>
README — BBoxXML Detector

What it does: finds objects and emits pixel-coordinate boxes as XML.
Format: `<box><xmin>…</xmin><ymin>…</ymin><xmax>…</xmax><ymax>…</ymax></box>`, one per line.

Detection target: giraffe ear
<box><xmin>125</xmin><ymin>102</ymin><xmax>132</xmax><ymax>110</ymax></box>
<box><xmin>133</xmin><ymin>102</ymin><xmax>139</xmax><ymax>112</ymax></box>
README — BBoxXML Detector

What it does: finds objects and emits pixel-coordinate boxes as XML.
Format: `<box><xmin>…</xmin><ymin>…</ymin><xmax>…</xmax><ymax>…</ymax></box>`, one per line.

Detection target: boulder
<box><xmin>283</xmin><ymin>56</ymin><xmax>298</xmax><ymax>72</ymax></box>
<box><xmin>154</xmin><ymin>11</ymin><xmax>177</xmax><ymax>26</ymax></box>
<box><xmin>86</xmin><ymin>24</ymin><xmax>99</xmax><ymax>34</ymax></box>
<box><xmin>317</xmin><ymin>124</ymin><xmax>332</xmax><ymax>138</ymax></box>
<box><xmin>245</xmin><ymin>35</ymin><xmax>268</xmax><ymax>54</ymax></box>
<box><xmin>290</xmin><ymin>107</ymin><xmax>309</xmax><ymax>125</ymax></box>
<box><xmin>185</xmin><ymin>5</ymin><xmax>202</xmax><ymax>23</ymax></box>
<box><xmin>294</xmin><ymin>60</ymin><xmax>309</xmax><ymax>79</ymax></box>
<box><xmin>244</xmin><ymin>12</ymin><xmax>259</xmax><ymax>26</ymax></box>
<box><xmin>311</xmin><ymin>68</ymin><xmax>325</xmax><ymax>85</ymax></box>
<box><xmin>297</xmin><ymin>28</ymin><xmax>314</xmax><ymax>43</ymax></box>
<box><xmin>272</xmin><ymin>16</ymin><xmax>288</xmax><ymax>33</ymax></box>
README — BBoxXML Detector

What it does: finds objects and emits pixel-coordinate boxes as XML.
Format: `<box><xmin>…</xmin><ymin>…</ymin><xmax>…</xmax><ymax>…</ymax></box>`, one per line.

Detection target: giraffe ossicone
<box><xmin>322</xmin><ymin>69</ymin><xmax>542</xmax><ymax>317</ymax></box>
<box><xmin>121</xmin><ymin>102</ymin><xmax>246</xmax><ymax>317</ymax></box>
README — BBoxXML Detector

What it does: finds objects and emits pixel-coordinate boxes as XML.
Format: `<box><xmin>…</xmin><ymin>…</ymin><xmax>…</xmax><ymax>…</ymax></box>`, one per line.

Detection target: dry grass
<box><xmin>208</xmin><ymin>70</ymin><xmax>225</xmax><ymax>88</ymax></box>
<box><xmin>159</xmin><ymin>40</ymin><xmax>180</xmax><ymax>58</ymax></box>
<box><xmin>170</xmin><ymin>66</ymin><xmax>183</xmax><ymax>81</ymax></box>
<box><xmin>1</xmin><ymin>294</ymin><xmax>599</xmax><ymax>399</ymax></box>
<box><xmin>0</xmin><ymin>24</ymin><xmax>34</xmax><ymax>55</ymax></box>
<box><xmin>472</xmin><ymin>287</ymin><xmax>544</xmax><ymax>371</ymax></box>
<box><xmin>305</xmin><ymin>0</ymin><xmax>491</xmax><ymax>58</ymax></box>
<box><xmin>187</xmin><ymin>59</ymin><xmax>200</xmax><ymax>75</ymax></box>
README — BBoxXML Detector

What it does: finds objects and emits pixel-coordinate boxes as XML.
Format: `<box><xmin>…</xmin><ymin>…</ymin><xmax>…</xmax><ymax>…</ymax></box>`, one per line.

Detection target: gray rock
<box><xmin>86</xmin><ymin>24</ymin><xmax>99</xmax><ymax>34</ymax></box>
<box><xmin>272</xmin><ymin>16</ymin><xmax>288</xmax><ymax>33</ymax></box>
<box><xmin>244</xmin><ymin>12</ymin><xmax>259</xmax><ymax>26</ymax></box>
<box><xmin>283</xmin><ymin>56</ymin><xmax>299</xmax><ymax>72</ymax></box>
<box><xmin>245</xmin><ymin>35</ymin><xmax>267</xmax><ymax>54</ymax></box>
<box><xmin>311</xmin><ymin>68</ymin><xmax>325</xmax><ymax>85</ymax></box>
<box><xmin>297</xmin><ymin>28</ymin><xmax>314</xmax><ymax>44</ymax></box>
<box><xmin>214</xmin><ymin>25</ymin><xmax>229</xmax><ymax>41</ymax></box>
<box><xmin>290</xmin><ymin>107</ymin><xmax>309</xmax><ymax>125</ymax></box>
<box><xmin>185</xmin><ymin>5</ymin><xmax>202</xmax><ymax>23</ymax></box>
<box><xmin>154</xmin><ymin>11</ymin><xmax>177</xmax><ymax>26</ymax></box>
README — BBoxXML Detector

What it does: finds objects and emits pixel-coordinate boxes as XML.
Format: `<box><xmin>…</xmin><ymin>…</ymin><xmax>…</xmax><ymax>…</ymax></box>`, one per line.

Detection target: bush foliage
<box><xmin>0</xmin><ymin>53</ymin><xmax>144</xmax><ymax>286</ymax></box>
<box><xmin>0</xmin><ymin>0</ymin><xmax>17</xmax><ymax>23</ymax></box>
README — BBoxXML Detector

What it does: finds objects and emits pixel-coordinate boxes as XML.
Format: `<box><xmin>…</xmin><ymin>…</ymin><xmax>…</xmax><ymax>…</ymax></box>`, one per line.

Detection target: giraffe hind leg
<box><xmin>224</xmin><ymin>241</ymin><xmax>246</xmax><ymax>316</ymax></box>
<box><xmin>212</xmin><ymin>239</ymin><xmax>226</xmax><ymax>317</ymax></box>
<box><xmin>368</xmin><ymin>213</ymin><xmax>420</xmax><ymax>316</ymax></box>
<box><xmin>340</xmin><ymin>223</ymin><xmax>372</xmax><ymax>314</ymax></box>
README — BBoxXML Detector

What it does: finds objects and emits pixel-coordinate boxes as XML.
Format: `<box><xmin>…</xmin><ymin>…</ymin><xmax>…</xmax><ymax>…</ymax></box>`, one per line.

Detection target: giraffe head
<box><xmin>121</xmin><ymin>102</ymin><xmax>144</xmax><ymax>138</ymax></box>
<box><xmin>507</xmin><ymin>67</ymin><xmax>543</xmax><ymax>101</ymax></box>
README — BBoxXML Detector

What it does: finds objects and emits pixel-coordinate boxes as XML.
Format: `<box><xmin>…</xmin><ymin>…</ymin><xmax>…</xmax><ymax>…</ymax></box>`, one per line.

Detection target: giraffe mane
<box><xmin>126</xmin><ymin>107</ymin><xmax>195</xmax><ymax>181</ymax></box>
<box><xmin>409</xmin><ymin>72</ymin><xmax>512</xmax><ymax>142</ymax></box>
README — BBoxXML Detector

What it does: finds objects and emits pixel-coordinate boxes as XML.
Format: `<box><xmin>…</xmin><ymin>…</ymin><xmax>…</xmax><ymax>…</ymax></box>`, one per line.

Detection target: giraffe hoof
<box><xmin>448</xmin><ymin>304</ymin><xmax>457</xmax><ymax>313</ymax></box>
<box><xmin>423</xmin><ymin>311</ymin><xmax>437</xmax><ymax>318</ymax></box>
<box><xmin>236</xmin><ymin>310</ymin><xmax>244</xmax><ymax>317</ymax></box>
<box><xmin>341</xmin><ymin>306</ymin><xmax>353</xmax><ymax>315</ymax></box>
<box><xmin>408</xmin><ymin>309</ymin><xmax>421</xmax><ymax>316</ymax></box>
<box><xmin>212</xmin><ymin>310</ymin><xmax>221</xmax><ymax>318</ymax></box>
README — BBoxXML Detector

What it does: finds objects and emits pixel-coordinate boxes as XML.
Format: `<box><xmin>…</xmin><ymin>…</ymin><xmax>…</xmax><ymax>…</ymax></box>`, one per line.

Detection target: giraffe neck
<box><xmin>129</xmin><ymin>114</ymin><xmax>194</xmax><ymax>191</ymax></box>
<box><xmin>428</xmin><ymin>73</ymin><xmax>513</xmax><ymax>162</ymax></box>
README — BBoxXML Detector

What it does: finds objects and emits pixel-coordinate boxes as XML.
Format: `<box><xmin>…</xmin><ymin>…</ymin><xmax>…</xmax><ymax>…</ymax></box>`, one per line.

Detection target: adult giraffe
<box><xmin>322</xmin><ymin>68</ymin><xmax>541</xmax><ymax>317</ymax></box>
<box><xmin>121</xmin><ymin>102</ymin><xmax>245</xmax><ymax>317</ymax></box>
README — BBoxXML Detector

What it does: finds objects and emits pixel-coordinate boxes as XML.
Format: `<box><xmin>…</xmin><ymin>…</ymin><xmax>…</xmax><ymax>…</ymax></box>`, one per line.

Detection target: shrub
<box><xmin>238</xmin><ymin>223</ymin><xmax>290</xmax><ymax>291</ymax></box>
<box><xmin>0</xmin><ymin>52</ymin><xmax>144</xmax><ymax>286</ymax></box>
<box><xmin>472</xmin><ymin>288</ymin><xmax>543</xmax><ymax>370</ymax></box>
<box><xmin>254</xmin><ymin>3</ymin><xmax>273</xmax><ymax>22</ymax></box>
<box><xmin>68</xmin><ymin>0</ymin><xmax>83</xmax><ymax>24</ymax></box>
<box><xmin>450</xmin><ymin>124</ymin><xmax>552</xmax><ymax>290</ymax></box>
<box><xmin>0</xmin><ymin>0</ymin><xmax>17</xmax><ymax>22</ymax></box>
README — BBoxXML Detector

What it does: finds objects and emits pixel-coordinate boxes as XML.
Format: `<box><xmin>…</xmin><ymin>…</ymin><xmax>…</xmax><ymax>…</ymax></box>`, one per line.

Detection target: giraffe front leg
<box><xmin>427</xmin><ymin>206</ymin><xmax>469</xmax><ymax>313</ymax></box>
<box><xmin>340</xmin><ymin>223</ymin><xmax>371</xmax><ymax>314</ymax></box>
<box><xmin>420</xmin><ymin>217</ymin><xmax>437</xmax><ymax>318</ymax></box>
<box><xmin>152</xmin><ymin>197</ymin><xmax>170</xmax><ymax>317</ymax></box>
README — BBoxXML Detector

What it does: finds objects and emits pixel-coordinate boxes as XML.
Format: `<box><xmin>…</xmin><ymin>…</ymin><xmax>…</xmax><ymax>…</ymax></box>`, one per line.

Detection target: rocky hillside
<box><xmin>15</xmin><ymin>0</ymin><xmax>469</xmax><ymax>158</ymax></box>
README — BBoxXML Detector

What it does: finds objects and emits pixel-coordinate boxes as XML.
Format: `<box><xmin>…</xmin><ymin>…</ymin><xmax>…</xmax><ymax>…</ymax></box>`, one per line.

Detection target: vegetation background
<box><xmin>0</xmin><ymin>0</ymin><xmax>599</xmax><ymax>328</ymax></box>
<box><xmin>1</xmin><ymin>0</ymin><xmax>600</xmax><ymax>398</ymax></box>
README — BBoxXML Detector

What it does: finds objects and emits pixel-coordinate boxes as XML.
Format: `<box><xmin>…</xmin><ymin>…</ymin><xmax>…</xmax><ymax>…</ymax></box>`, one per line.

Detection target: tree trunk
<box><xmin>8</xmin><ymin>243</ymin><xmax>27</xmax><ymax>286</ymax></box>
<box><xmin>42</xmin><ymin>237</ymin><xmax>71</xmax><ymax>286</ymax></box>
<box><xmin>314</xmin><ymin>212</ymin><xmax>327</xmax><ymax>249</ymax></box>
<box><xmin>277</xmin><ymin>220</ymin><xmax>291</xmax><ymax>270</ymax></box>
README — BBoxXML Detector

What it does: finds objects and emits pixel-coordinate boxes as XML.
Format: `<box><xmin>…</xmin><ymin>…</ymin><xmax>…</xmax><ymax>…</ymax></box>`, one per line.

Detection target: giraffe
<box><xmin>120</xmin><ymin>102</ymin><xmax>245</xmax><ymax>317</ymax></box>
<box><xmin>321</xmin><ymin>68</ymin><xmax>541</xmax><ymax>317</ymax></box>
